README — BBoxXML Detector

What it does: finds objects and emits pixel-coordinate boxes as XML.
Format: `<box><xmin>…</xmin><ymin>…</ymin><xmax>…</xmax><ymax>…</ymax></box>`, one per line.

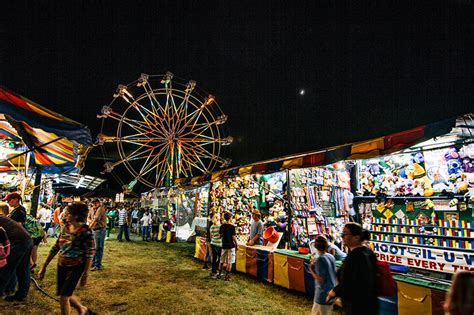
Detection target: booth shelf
<box><xmin>371</xmin><ymin>231</ymin><xmax>473</xmax><ymax>240</ymax></box>
<box><xmin>371</xmin><ymin>239</ymin><xmax>474</xmax><ymax>253</ymax></box>
<box><xmin>371</xmin><ymin>223</ymin><xmax>473</xmax><ymax>230</ymax></box>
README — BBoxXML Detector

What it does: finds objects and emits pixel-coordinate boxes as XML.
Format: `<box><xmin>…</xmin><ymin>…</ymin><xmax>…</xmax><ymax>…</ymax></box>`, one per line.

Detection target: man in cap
<box><xmin>3</xmin><ymin>193</ymin><xmax>26</xmax><ymax>225</ymax></box>
<box><xmin>247</xmin><ymin>209</ymin><xmax>264</xmax><ymax>246</ymax></box>
<box><xmin>87</xmin><ymin>199</ymin><xmax>107</xmax><ymax>271</ymax></box>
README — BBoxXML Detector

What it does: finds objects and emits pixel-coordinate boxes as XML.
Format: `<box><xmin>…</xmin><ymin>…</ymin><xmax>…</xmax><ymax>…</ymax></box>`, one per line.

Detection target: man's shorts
<box><xmin>220</xmin><ymin>248</ymin><xmax>235</xmax><ymax>265</ymax></box>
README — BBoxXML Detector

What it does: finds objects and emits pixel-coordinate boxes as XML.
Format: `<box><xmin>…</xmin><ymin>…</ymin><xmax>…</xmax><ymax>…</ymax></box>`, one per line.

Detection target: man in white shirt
<box><xmin>36</xmin><ymin>204</ymin><xmax>52</xmax><ymax>235</ymax></box>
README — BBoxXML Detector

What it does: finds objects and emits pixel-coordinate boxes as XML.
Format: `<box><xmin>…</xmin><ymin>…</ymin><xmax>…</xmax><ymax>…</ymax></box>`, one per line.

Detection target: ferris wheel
<box><xmin>97</xmin><ymin>72</ymin><xmax>232</xmax><ymax>190</ymax></box>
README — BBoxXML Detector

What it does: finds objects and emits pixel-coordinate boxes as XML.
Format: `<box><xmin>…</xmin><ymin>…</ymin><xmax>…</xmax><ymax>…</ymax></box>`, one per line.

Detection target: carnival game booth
<box><xmin>0</xmin><ymin>87</ymin><xmax>92</xmax><ymax>213</ymax></box>
<box><xmin>140</xmin><ymin>184</ymin><xmax>211</xmax><ymax>242</ymax></box>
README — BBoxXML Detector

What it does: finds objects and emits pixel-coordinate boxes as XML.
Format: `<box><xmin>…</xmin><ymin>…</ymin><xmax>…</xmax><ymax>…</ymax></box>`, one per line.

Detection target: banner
<box><xmin>372</xmin><ymin>241</ymin><xmax>473</xmax><ymax>274</ymax></box>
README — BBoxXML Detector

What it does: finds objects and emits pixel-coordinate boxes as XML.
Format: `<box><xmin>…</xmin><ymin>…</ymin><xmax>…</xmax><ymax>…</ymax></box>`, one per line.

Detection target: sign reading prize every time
<box><xmin>372</xmin><ymin>242</ymin><xmax>473</xmax><ymax>274</ymax></box>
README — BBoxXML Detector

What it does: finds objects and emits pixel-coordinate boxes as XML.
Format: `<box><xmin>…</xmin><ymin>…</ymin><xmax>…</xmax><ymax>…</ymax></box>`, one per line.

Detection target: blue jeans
<box><xmin>142</xmin><ymin>226</ymin><xmax>150</xmax><ymax>239</ymax></box>
<box><xmin>0</xmin><ymin>239</ymin><xmax>33</xmax><ymax>298</ymax></box>
<box><xmin>92</xmin><ymin>229</ymin><xmax>106</xmax><ymax>268</ymax></box>
<box><xmin>117</xmin><ymin>224</ymin><xmax>130</xmax><ymax>241</ymax></box>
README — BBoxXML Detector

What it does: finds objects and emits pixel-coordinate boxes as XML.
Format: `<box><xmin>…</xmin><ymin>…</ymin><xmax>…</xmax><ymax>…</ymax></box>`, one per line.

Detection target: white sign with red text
<box><xmin>372</xmin><ymin>241</ymin><xmax>473</xmax><ymax>274</ymax></box>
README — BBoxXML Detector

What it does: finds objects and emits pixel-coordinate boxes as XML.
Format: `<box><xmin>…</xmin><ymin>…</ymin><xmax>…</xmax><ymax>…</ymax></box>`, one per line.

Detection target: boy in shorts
<box><xmin>218</xmin><ymin>212</ymin><xmax>237</xmax><ymax>281</ymax></box>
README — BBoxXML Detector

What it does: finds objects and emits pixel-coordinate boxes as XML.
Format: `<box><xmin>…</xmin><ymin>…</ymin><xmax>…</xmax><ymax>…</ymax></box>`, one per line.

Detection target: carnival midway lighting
<box><xmin>97</xmin><ymin>72</ymin><xmax>232</xmax><ymax>189</ymax></box>
<box><xmin>75</xmin><ymin>176</ymin><xmax>84</xmax><ymax>189</ymax></box>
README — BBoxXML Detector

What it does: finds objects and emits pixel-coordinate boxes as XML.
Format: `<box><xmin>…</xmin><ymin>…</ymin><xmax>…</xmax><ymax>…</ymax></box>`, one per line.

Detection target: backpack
<box><xmin>376</xmin><ymin>260</ymin><xmax>398</xmax><ymax>296</ymax></box>
<box><xmin>24</xmin><ymin>214</ymin><xmax>44</xmax><ymax>239</ymax></box>
<box><xmin>0</xmin><ymin>227</ymin><xmax>10</xmax><ymax>267</ymax></box>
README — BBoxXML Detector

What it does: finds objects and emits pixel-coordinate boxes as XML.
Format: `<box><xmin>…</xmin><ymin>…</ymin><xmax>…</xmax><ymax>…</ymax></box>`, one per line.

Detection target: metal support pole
<box><xmin>30</xmin><ymin>169</ymin><xmax>42</xmax><ymax>217</ymax></box>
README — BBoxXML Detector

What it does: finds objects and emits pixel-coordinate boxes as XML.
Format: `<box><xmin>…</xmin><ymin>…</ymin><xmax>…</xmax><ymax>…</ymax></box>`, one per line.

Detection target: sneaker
<box><xmin>224</xmin><ymin>275</ymin><xmax>231</xmax><ymax>281</ymax></box>
<box><xmin>202</xmin><ymin>265</ymin><xmax>209</xmax><ymax>270</ymax></box>
<box><xmin>91</xmin><ymin>266</ymin><xmax>101</xmax><ymax>271</ymax></box>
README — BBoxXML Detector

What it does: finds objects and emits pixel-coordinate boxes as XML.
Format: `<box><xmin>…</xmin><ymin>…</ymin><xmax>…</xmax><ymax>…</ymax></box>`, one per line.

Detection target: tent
<box><xmin>0</xmin><ymin>86</ymin><xmax>93</xmax><ymax>174</ymax></box>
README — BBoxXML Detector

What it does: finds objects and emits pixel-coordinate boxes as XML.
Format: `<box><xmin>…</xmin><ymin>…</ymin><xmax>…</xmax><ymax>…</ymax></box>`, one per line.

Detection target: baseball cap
<box><xmin>3</xmin><ymin>192</ymin><xmax>22</xmax><ymax>202</ymax></box>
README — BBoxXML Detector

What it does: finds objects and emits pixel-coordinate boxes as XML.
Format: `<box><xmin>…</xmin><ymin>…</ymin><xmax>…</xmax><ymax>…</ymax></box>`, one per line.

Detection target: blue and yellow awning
<box><xmin>0</xmin><ymin>86</ymin><xmax>92</xmax><ymax>174</ymax></box>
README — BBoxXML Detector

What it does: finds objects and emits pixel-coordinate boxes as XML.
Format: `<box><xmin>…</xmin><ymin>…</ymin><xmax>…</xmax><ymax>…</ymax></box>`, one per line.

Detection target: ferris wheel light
<box><xmin>161</xmin><ymin>71</ymin><xmax>174</xmax><ymax>85</ymax></box>
<box><xmin>203</xmin><ymin>95</ymin><xmax>215</xmax><ymax>107</ymax></box>
<box><xmin>216</xmin><ymin>114</ymin><xmax>228</xmax><ymax>125</ymax></box>
<box><xmin>185</xmin><ymin>80</ymin><xmax>196</xmax><ymax>93</ymax></box>
<box><xmin>222</xmin><ymin>136</ymin><xmax>233</xmax><ymax>146</ymax></box>
<box><xmin>137</xmin><ymin>73</ymin><xmax>149</xmax><ymax>87</ymax></box>
<box><xmin>113</xmin><ymin>84</ymin><xmax>133</xmax><ymax>102</ymax></box>
<box><xmin>97</xmin><ymin>106</ymin><xmax>112</xmax><ymax>119</ymax></box>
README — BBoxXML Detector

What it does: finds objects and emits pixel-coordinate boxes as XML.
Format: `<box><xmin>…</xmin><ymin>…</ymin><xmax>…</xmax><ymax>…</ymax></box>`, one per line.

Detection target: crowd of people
<box><xmin>0</xmin><ymin>194</ymin><xmax>157</xmax><ymax>314</ymax></box>
<box><xmin>202</xmin><ymin>208</ymin><xmax>473</xmax><ymax>315</ymax></box>
<box><xmin>0</xmin><ymin>192</ymin><xmax>472</xmax><ymax>315</ymax></box>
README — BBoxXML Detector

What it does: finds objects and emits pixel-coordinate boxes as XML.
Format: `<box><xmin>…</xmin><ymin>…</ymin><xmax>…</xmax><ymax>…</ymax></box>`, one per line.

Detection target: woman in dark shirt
<box><xmin>326</xmin><ymin>222</ymin><xmax>378</xmax><ymax>315</ymax></box>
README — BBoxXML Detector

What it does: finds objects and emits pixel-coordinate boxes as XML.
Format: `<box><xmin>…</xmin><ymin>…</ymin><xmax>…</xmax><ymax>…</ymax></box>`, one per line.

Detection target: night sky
<box><xmin>2</xmin><ymin>1</ymin><xmax>473</xmax><ymax>191</ymax></box>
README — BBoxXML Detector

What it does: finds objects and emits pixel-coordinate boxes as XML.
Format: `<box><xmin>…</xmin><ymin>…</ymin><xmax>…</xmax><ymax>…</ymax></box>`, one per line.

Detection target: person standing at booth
<box><xmin>247</xmin><ymin>209</ymin><xmax>263</xmax><ymax>246</ymax></box>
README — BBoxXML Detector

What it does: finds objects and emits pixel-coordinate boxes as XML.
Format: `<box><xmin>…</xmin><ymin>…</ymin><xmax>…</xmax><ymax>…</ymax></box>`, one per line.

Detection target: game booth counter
<box><xmin>185</xmin><ymin>114</ymin><xmax>473</xmax><ymax>315</ymax></box>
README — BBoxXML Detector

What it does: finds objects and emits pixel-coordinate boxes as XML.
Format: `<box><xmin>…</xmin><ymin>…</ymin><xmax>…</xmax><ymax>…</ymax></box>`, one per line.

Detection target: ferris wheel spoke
<box><xmin>181</xmin><ymin>141</ymin><xmax>222</xmax><ymax>164</ymax></box>
<box><xmin>174</xmin><ymin>110</ymin><xmax>204</xmax><ymax>136</ymax></box>
<box><xmin>179</xmin><ymin>147</ymin><xmax>208</xmax><ymax>173</ymax></box>
<box><xmin>119</xmin><ymin>116</ymin><xmax>155</xmax><ymax>136</ymax></box>
<box><xmin>154</xmin><ymin>153</ymin><xmax>171</xmax><ymax>187</ymax></box>
<box><xmin>121</xmin><ymin>145</ymin><xmax>157</xmax><ymax>163</ymax></box>
<box><xmin>137</xmin><ymin>154</ymin><xmax>163</xmax><ymax>179</ymax></box>
<box><xmin>131</xmin><ymin>102</ymin><xmax>157</xmax><ymax>130</ymax></box>
<box><xmin>179</xmin><ymin>124</ymin><xmax>212</xmax><ymax>138</ymax></box>
<box><xmin>142</xmin><ymin>82</ymin><xmax>162</xmax><ymax>115</ymax></box>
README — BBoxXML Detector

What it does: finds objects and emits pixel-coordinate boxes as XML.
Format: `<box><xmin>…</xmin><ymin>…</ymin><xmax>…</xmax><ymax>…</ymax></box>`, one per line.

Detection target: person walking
<box><xmin>37</xmin><ymin>203</ymin><xmax>95</xmax><ymax>315</ymax></box>
<box><xmin>326</xmin><ymin>222</ymin><xmax>378</xmax><ymax>315</ymax></box>
<box><xmin>117</xmin><ymin>204</ymin><xmax>130</xmax><ymax>242</ymax></box>
<box><xmin>309</xmin><ymin>236</ymin><xmax>336</xmax><ymax>315</ymax></box>
<box><xmin>87</xmin><ymin>199</ymin><xmax>107</xmax><ymax>271</ymax></box>
<box><xmin>0</xmin><ymin>215</ymin><xmax>33</xmax><ymax>302</ymax></box>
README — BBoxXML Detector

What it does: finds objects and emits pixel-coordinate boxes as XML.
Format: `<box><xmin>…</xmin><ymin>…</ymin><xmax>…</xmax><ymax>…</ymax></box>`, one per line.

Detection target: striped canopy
<box><xmin>175</xmin><ymin>115</ymin><xmax>471</xmax><ymax>186</ymax></box>
<box><xmin>0</xmin><ymin>86</ymin><xmax>92</xmax><ymax>174</ymax></box>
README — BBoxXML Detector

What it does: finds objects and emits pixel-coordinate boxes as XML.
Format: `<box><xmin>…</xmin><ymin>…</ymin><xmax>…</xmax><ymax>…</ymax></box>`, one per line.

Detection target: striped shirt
<box><xmin>118</xmin><ymin>208</ymin><xmax>128</xmax><ymax>226</ymax></box>
<box><xmin>50</xmin><ymin>223</ymin><xmax>94</xmax><ymax>266</ymax></box>
<box><xmin>210</xmin><ymin>224</ymin><xmax>222</xmax><ymax>247</ymax></box>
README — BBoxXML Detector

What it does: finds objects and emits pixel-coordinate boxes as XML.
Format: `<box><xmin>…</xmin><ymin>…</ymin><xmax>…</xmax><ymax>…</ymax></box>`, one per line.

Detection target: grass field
<box><xmin>1</xmin><ymin>232</ymin><xmax>313</xmax><ymax>314</ymax></box>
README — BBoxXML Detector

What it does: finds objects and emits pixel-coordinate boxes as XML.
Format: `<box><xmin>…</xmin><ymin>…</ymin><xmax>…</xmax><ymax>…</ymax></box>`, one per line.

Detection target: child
<box><xmin>309</xmin><ymin>235</ymin><xmax>336</xmax><ymax>315</ymax></box>
<box><xmin>209</xmin><ymin>214</ymin><xmax>222</xmax><ymax>278</ymax></box>
<box><xmin>218</xmin><ymin>212</ymin><xmax>237</xmax><ymax>281</ymax></box>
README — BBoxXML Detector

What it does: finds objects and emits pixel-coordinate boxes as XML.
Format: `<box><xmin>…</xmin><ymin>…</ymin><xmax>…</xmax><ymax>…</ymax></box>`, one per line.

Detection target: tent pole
<box><xmin>30</xmin><ymin>169</ymin><xmax>42</xmax><ymax>217</ymax></box>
